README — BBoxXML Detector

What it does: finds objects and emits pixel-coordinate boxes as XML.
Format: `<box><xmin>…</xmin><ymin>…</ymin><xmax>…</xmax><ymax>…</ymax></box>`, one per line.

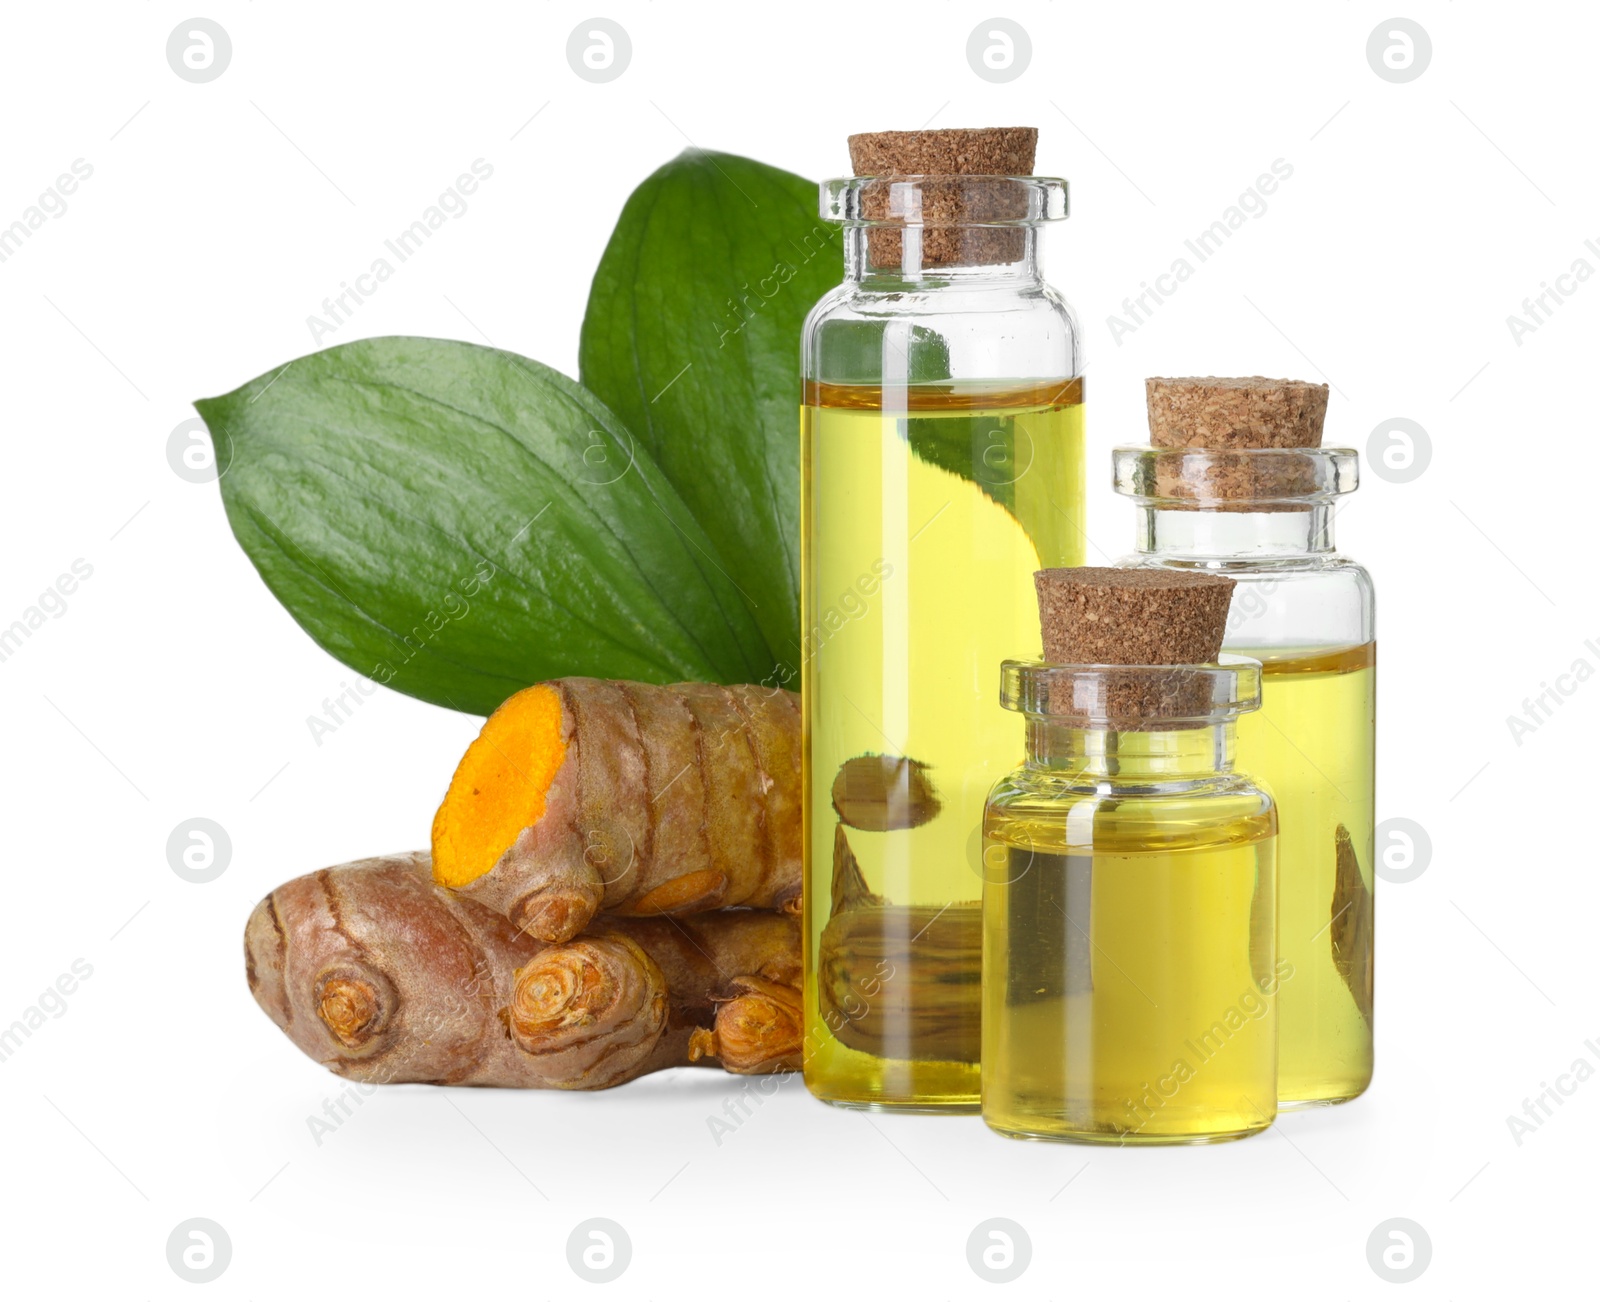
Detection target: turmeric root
<box><xmin>689</xmin><ymin>977</ymin><xmax>804</xmax><ymax>1075</ymax></box>
<box><xmin>245</xmin><ymin>852</ymin><xmax>656</xmax><ymax>1088</ymax></box>
<box><xmin>246</xmin><ymin>853</ymin><xmax>802</xmax><ymax>1089</ymax></box>
<box><xmin>832</xmin><ymin>754</ymin><xmax>942</xmax><ymax>832</ymax></box>
<box><xmin>505</xmin><ymin>910</ymin><xmax>802</xmax><ymax>1076</ymax></box>
<box><xmin>432</xmin><ymin>678</ymin><xmax>801</xmax><ymax>942</ymax></box>
<box><xmin>816</xmin><ymin>825</ymin><xmax>981</xmax><ymax>1064</ymax></box>
<box><xmin>1331</xmin><ymin>824</ymin><xmax>1374</xmax><ymax>1027</ymax></box>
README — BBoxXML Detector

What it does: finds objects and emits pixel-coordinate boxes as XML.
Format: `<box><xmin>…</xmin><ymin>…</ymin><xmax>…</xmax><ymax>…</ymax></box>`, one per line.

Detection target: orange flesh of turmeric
<box><xmin>432</xmin><ymin>684</ymin><xmax>567</xmax><ymax>889</ymax></box>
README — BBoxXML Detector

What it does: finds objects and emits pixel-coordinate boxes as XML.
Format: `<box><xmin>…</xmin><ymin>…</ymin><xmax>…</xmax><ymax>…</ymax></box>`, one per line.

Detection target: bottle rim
<box><xmin>821</xmin><ymin>175</ymin><xmax>1068</xmax><ymax>226</ymax></box>
<box><xmin>1000</xmin><ymin>654</ymin><xmax>1263</xmax><ymax>727</ymax></box>
<box><xmin>1112</xmin><ymin>445</ymin><xmax>1359</xmax><ymax>509</ymax></box>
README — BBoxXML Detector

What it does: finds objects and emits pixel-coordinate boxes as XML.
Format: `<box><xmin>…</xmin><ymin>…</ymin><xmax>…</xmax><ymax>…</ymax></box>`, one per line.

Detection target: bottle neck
<box><xmin>843</xmin><ymin>226</ymin><xmax>1042</xmax><ymax>287</ymax></box>
<box><xmin>1025</xmin><ymin>718</ymin><xmax>1237</xmax><ymax>783</ymax></box>
<box><xmin>1133</xmin><ymin>504</ymin><xmax>1337</xmax><ymax>559</ymax></box>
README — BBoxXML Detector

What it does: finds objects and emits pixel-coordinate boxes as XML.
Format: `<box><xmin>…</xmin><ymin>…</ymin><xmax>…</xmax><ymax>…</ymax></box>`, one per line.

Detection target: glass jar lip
<box><xmin>1112</xmin><ymin>445</ymin><xmax>1359</xmax><ymax>508</ymax></box>
<box><xmin>1000</xmin><ymin>654</ymin><xmax>1263</xmax><ymax>726</ymax></box>
<box><xmin>821</xmin><ymin>175</ymin><xmax>1068</xmax><ymax>226</ymax></box>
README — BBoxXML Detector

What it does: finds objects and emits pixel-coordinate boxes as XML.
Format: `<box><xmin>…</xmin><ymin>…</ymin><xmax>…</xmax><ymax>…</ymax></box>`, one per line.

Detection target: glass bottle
<box><xmin>801</xmin><ymin>174</ymin><xmax>1084</xmax><ymax>1110</ymax></box>
<box><xmin>982</xmin><ymin>658</ymin><xmax>1279</xmax><ymax>1143</ymax></box>
<box><xmin>1113</xmin><ymin>447</ymin><xmax>1373</xmax><ymax>1108</ymax></box>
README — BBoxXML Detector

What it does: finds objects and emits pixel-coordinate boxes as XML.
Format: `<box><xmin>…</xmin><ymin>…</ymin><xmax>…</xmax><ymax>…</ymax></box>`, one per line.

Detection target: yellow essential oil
<box><xmin>1233</xmin><ymin>642</ymin><xmax>1375</xmax><ymax>1107</ymax></box>
<box><xmin>801</xmin><ymin>379</ymin><xmax>1085</xmax><ymax>1110</ymax></box>
<box><xmin>982</xmin><ymin>724</ymin><xmax>1278</xmax><ymax>1145</ymax></box>
<box><xmin>979</xmin><ymin>754</ymin><xmax>1280</xmax><ymax>1138</ymax></box>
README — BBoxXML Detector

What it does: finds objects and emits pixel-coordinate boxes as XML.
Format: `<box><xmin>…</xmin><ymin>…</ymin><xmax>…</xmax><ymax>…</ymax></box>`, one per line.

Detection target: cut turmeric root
<box><xmin>245</xmin><ymin>853</ymin><xmax>802</xmax><ymax>1089</ymax></box>
<box><xmin>432</xmin><ymin>678</ymin><xmax>801</xmax><ymax>942</ymax></box>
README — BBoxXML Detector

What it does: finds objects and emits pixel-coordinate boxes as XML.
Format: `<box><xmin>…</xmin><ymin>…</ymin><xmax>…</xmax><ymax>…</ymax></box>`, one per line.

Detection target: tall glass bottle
<box><xmin>801</xmin><ymin>174</ymin><xmax>1084</xmax><ymax>1110</ymax></box>
<box><xmin>1114</xmin><ymin>447</ymin><xmax>1374</xmax><ymax>1107</ymax></box>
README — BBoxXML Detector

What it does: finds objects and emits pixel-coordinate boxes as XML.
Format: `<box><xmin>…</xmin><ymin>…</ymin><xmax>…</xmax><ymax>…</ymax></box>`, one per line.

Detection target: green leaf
<box><xmin>904</xmin><ymin>401</ymin><xmax>1085</xmax><ymax>570</ymax></box>
<box><xmin>195</xmin><ymin>336</ymin><xmax>771</xmax><ymax>715</ymax></box>
<box><xmin>905</xmin><ymin>411</ymin><xmax>1025</xmax><ymax>515</ymax></box>
<box><xmin>579</xmin><ymin>149</ymin><xmax>842</xmax><ymax>670</ymax></box>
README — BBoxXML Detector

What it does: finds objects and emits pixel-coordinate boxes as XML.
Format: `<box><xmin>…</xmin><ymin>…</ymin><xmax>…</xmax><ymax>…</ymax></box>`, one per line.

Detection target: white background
<box><xmin>0</xmin><ymin>1</ymin><xmax>1593</xmax><ymax>1296</ymax></box>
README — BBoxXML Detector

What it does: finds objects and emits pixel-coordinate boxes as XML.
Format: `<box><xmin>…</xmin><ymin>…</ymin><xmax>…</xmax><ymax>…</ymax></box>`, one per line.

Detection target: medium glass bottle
<box><xmin>983</xmin><ymin>658</ymin><xmax>1279</xmax><ymax>1143</ymax></box>
<box><xmin>1114</xmin><ymin>447</ymin><xmax>1374</xmax><ymax>1107</ymax></box>
<box><xmin>801</xmin><ymin>174</ymin><xmax>1084</xmax><ymax>1110</ymax></box>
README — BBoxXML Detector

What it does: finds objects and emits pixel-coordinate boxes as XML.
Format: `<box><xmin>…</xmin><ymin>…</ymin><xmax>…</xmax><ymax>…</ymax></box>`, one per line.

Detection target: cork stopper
<box><xmin>847</xmin><ymin>127</ymin><xmax>1038</xmax><ymax>269</ymax></box>
<box><xmin>1035</xmin><ymin>568</ymin><xmax>1235</xmax><ymax>665</ymax></box>
<box><xmin>847</xmin><ymin>127</ymin><xmax>1037</xmax><ymax>178</ymax></box>
<box><xmin>1145</xmin><ymin>376</ymin><xmax>1328</xmax><ymax>449</ymax></box>
<box><xmin>1033</xmin><ymin>567</ymin><xmax>1236</xmax><ymax>728</ymax></box>
<box><xmin>1144</xmin><ymin>376</ymin><xmax>1330</xmax><ymax>506</ymax></box>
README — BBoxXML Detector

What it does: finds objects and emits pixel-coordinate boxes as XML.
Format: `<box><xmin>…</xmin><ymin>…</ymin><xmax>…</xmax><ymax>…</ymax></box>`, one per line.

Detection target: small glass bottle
<box><xmin>1113</xmin><ymin>447</ymin><xmax>1374</xmax><ymax>1108</ymax></box>
<box><xmin>982</xmin><ymin>658</ymin><xmax>1279</xmax><ymax>1144</ymax></box>
<box><xmin>802</xmin><ymin>158</ymin><xmax>1085</xmax><ymax>1110</ymax></box>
